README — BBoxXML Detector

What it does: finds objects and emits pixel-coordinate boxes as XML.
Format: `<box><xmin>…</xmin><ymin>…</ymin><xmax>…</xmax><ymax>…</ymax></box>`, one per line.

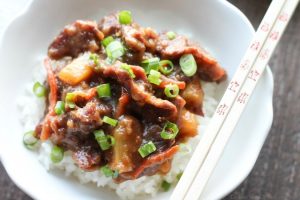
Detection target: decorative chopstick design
<box><xmin>185</xmin><ymin>1</ymin><xmax>300</xmax><ymax>199</ymax></box>
<box><xmin>171</xmin><ymin>0</ymin><xmax>299</xmax><ymax>199</ymax></box>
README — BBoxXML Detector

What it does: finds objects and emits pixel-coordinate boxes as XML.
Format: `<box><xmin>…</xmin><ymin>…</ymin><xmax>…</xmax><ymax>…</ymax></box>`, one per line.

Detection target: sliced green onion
<box><xmin>94</xmin><ymin>130</ymin><xmax>115</xmax><ymax>151</ymax></box>
<box><xmin>176</xmin><ymin>172</ymin><xmax>183</xmax><ymax>181</ymax></box>
<box><xmin>105</xmin><ymin>57</ymin><xmax>115</xmax><ymax>65</ymax></box>
<box><xmin>118</xmin><ymin>10</ymin><xmax>132</xmax><ymax>25</ymax></box>
<box><xmin>65</xmin><ymin>93</ymin><xmax>76</xmax><ymax>109</ymax></box>
<box><xmin>142</xmin><ymin>57</ymin><xmax>160</xmax><ymax>74</ymax></box>
<box><xmin>161</xmin><ymin>180</ymin><xmax>171</xmax><ymax>191</ymax></box>
<box><xmin>160</xmin><ymin>121</ymin><xmax>179</xmax><ymax>140</ymax></box>
<box><xmin>179</xmin><ymin>54</ymin><xmax>197</xmax><ymax>77</ymax></box>
<box><xmin>23</xmin><ymin>131</ymin><xmax>38</xmax><ymax>149</ymax></box>
<box><xmin>164</xmin><ymin>84</ymin><xmax>179</xmax><ymax>98</ymax></box>
<box><xmin>103</xmin><ymin>116</ymin><xmax>118</xmax><ymax>127</ymax></box>
<box><xmin>50</xmin><ymin>145</ymin><xmax>64</xmax><ymax>163</ymax></box>
<box><xmin>54</xmin><ymin>101</ymin><xmax>65</xmax><ymax>115</ymax></box>
<box><xmin>101</xmin><ymin>165</ymin><xmax>119</xmax><ymax>178</ymax></box>
<box><xmin>159</xmin><ymin>60</ymin><xmax>174</xmax><ymax>75</ymax></box>
<box><xmin>107</xmin><ymin>135</ymin><xmax>115</xmax><ymax>145</ymax></box>
<box><xmin>89</xmin><ymin>53</ymin><xmax>100</xmax><ymax>66</ymax></box>
<box><xmin>121</xmin><ymin>64</ymin><xmax>136</xmax><ymax>78</ymax></box>
<box><xmin>138</xmin><ymin>141</ymin><xmax>157</xmax><ymax>158</ymax></box>
<box><xmin>97</xmin><ymin>83</ymin><xmax>111</xmax><ymax>98</ymax></box>
<box><xmin>102</xmin><ymin>36</ymin><xmax>114</xmax><ymax>47</ymax></box>
<box><xmin>148</xmin><ymin>70</ymin><xmax>162</xmax><ymax>85</ymax></box>
<box><xmin>33</xmin><ymin>82</ymin><xmax>46</xmax><ymax>97</ymax></box>
<box><xmin>106</xmin><ymin>40</ymin><xmax>125</xmax><ymax>60</ymax></box>
<box><xmin>166</xmin><ymin>31</ymin><xmax>176</xmax><ymax>40</ymax></box>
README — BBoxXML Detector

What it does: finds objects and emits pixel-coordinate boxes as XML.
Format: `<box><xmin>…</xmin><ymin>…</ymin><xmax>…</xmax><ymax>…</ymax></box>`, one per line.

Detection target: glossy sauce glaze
<box><xmin>35</xmin><ymin>12</ymin><xmax>226</xmax><ymax>182</ymax></box>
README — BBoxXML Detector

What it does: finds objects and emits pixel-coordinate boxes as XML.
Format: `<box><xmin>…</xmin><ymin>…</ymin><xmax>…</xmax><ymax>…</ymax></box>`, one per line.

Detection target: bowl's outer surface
<box><xmin>0</xmin><ymin>0</ymin><xmax>273</xmax><ymax>199</ymax></box>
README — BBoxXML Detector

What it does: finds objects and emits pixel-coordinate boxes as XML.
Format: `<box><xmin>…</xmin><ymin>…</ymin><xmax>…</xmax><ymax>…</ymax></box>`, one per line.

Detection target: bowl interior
<box><xmin>0</xmin><ymin>0</ymin><xmax>273</xmax><ymax>199</ymax></box>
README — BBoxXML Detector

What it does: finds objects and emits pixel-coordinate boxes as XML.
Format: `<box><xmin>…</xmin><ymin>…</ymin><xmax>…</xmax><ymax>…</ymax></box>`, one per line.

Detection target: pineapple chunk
<box><xmin>58</xmin><ymin>55</ymin><xmax>94</xmax><ymax>85</ymax></box>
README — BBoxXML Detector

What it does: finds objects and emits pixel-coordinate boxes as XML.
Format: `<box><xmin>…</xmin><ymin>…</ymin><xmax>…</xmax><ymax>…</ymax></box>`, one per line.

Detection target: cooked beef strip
<box><xmin>48</xmin><ymin>20</ymin><xmax>104</xmax><ymax>59</ymax></box>
<box><xmin>72</xmin><ymin>145</ymin><xmax>102</xmax><ymax>170</ymax></box>
<box><xmin>101</xmin><ymin>63</ymin><xmax>178</xmax><ymax>120</ymax></box>
<box><xmin>98</xmin><ymin>14</ymin><xmax>121</xmax><ymax>36</ymax></box>
<box><xmin>156</xmin><ymin>32</ymin><xmax>226</xmax><ymax>81</ymax></box>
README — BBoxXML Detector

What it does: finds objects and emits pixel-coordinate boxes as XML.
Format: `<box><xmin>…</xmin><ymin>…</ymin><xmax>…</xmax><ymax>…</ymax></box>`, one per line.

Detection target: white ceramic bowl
<box><xmin>0</xmin><ymin>0</ymin><xmax>273</xmax><ymax>199</ymax></box>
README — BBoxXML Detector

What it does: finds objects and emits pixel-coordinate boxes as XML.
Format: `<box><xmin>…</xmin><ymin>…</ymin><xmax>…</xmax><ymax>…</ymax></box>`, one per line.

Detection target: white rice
<box><xmin>17</xmin><ymin>59</ymin><xmax>219</xmax><ymax>200</ymax></box>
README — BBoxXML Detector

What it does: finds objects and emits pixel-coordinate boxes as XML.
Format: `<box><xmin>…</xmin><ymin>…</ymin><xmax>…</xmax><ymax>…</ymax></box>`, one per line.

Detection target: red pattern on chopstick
<box><xmin>171</xmin><ymin>0</ymin><xmax>299</xmax><ymax>199</ymax></box>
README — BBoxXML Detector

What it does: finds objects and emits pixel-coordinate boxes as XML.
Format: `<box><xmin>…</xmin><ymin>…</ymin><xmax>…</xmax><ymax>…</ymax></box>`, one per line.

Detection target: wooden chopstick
<box><xmin>170</xmin><ymin>0</ymin><xmax>296</xmax><ymax>199</ymax></box>
<box><xmin>185</xmin><ymin>1</ymin><xmax>299</xmax><ymax>199</ymax></box>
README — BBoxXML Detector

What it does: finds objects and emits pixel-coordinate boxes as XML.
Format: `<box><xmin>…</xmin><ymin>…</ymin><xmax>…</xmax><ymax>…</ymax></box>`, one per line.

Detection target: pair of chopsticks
<box><xmin>171</xmin><ymin>0</ymin><xmax>299</xmax><ymax>199</ymax></box>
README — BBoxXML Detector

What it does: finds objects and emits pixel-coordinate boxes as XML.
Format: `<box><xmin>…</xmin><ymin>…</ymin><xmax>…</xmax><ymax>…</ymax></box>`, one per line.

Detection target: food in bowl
<box><xmin>19</xmin><ymin>11</ymin><xmax>226</xmax><ymax>198</ymax></box>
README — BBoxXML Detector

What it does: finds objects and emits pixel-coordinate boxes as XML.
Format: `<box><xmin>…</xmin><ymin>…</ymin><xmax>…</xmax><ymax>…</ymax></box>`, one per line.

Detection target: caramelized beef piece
<box><xmin>109</xmin><ymin>115</ymin><xmax>142</xmax><ymax>173</ymax></box>
<box><xmin>159</xmin><ymin>74</ymin><xmax>186</xmax><ymax>90</ymax></box>
<box><xmin>181</xmin><ymin>78</ymin><xmax>204</xmax><ymax>115</ymax></box>
<box><xmin>143</xmin><ymin>124</ymin><xmax>174</xmax><ymax>153</ymax></box>
<box><xmin>101</xmin><ymin>63</ymin><xmax>178</xmax><ymax>119</ymax></box>
<box><xmin>122</xmin><ymin>25</ymin><xmax>146</xmax><ymax>53</ymax></box>
<box><xmin>118</xmin><ymin>145</ymin><xmax>179</xmax><ymax>180</ymax></box>
<box><xmin>67</xmin><ymin>98</ymin><xmax>112</xmax><ymax>135</ymax></box>
<box><xmin>115</xmin><ymin>88</ymin><xmax>130</xmax><ymax>118</ymax></box>
<box><xmin>156</xmin><ymin>33</ymin><xmax>226</xmax><ymax>81</ymax></box>
<box><xmin>122</xmin><ymin>25</ymin><xmax>158</xmax><ymax>53</ymax></box>
<box><xmin>170</xmin><ymin>96</ymin><xmax>186</xmax><ymax>122</ymax></box>
<box><xmin>72</xmin><ymin>145</ymin><xmax>102</xmax><ymax>170</ymax></box>
<box><xmin>122</xmin><ymin>25</ymin><xmax>158</xmax><ymax>64</ymax></box>
<box><xmin>47</xmin><ymin>98</ymin><xmax>111</xmax><ymax>146</ymax></box>
<box><xmin>157</xmin><ymin>35</ymin><xmax>187</xmax><ymax>58</ymax></box>
<box><xmin>48</xmin><ymin>20</ymin><xmax>104</xmax><ymax>59</ymax></box>
<box><xmin>98</xmin><ymin>14</ymin><xmax>121</xmax><ymax>36</ymax></box>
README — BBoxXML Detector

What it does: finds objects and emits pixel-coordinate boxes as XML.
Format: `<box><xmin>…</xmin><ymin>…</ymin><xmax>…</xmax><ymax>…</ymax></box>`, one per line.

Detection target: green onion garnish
<box><xmin>65</xmin><ymin>93</ymin><xmax>76</xmax><ymax>109</ymax></box>
<box><xmin>121</xmin><ymin>64</ymin><xmax>136</xmax><ymax>78</ymax></box>
<box><xmin>23</xmin><ymin>131</ymin><xmax>38</xmax><ymax>149</ymax></box>
<box><xmin>159</xmin><ymin>60</ymin><xmax>174</xmax><ymax>75</ymax></box>
<box><xmin>102</xmin><ymin>36</ymin><xmax>114</xmax><ymax>47</ymax></box>
<box><xmin>50</xmin><ymin>145</ymin><xmax>64</xmax><ymax>163</ymax></box>
<box><xmin>105</xmin><ymin>57</ymin><xmax>115</xmax><ymax>65</ymax></box>
<box><xmin>103</xmin><ymin>116</ymin><xmax>118</xmax><ymax>127</ymax></box>
<box><xmin>166</xmin><ymin>31</ymin><xmax>176</xmax><ymax>40</ymax></box>
<box><xmin>94</xmin><ymin>130</ymin><xmax>115</xmax><ymax>151</ymax></box>
<box><xmin>179</xmin><ymin>54</ymin><xmax>197</xmax><ymax>77</ymax></box>
<box><xmin>54</xmin><ymin>101</ymin><xmax>65</xmax><ymax>115</ymax></box>
<box><xmin>106</xmin><ymin>40</ymin><xmax>125</xmax><ymax>60</ymax></box>
<box><xmin>164</xmin><ymin>84</ymin><xmax>179</xmax><ymax>98</ymax></box>
<box><xmin>142</xmin><ymin>57</ymin><xmax>160</xmax><ymax>74</ymax></box>
<box><xmin>160</xmin><ymin>121</ymin><xmax>179</xmax><ymax>140</ymax></box>
<box><xmin>176</xmin><ymin>172</ymin><xmax>183</xmax><ymax>181</ymax></box>
<box><xmin>138</xmin><ymin>141</ymin><xmax>157</xmax><ymax>158</ymax></box>
<box><xmin>97</xmin><ymin>83</ymin><xmax>111</xmax><ymax>98</ymax></box>
<box><xmin>118</xmin><ymin>10</ymin><xmax>132</xmax><ymax>25</ymax></box>
<box><xmin>148</xmin><ymin>70</ymin><xmax>162</xmax><ymax>85</ymax></box>
<box><xmin>89</xmin><ymin>53</ymin><xmax>100</xmax><ymax>66</ymax></box>
<box><xmin>161</xmin><ymin>180</ymin><xmax>171</xmax><ymax>191</ymax></box>
<box><xmin>101</xmin><ymin>165</ymin><xmax>119</xmax><ymax>178</ymax></box>
<box><xmin>33</xmin><ymin>82</ymin><xmax>46</xmax><ymax>97</ymax></box>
